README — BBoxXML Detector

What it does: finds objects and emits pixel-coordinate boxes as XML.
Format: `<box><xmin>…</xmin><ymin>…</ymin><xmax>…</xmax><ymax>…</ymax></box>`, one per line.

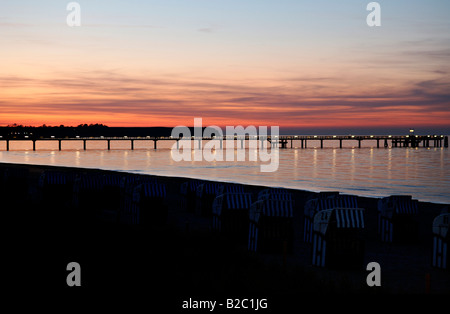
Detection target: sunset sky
<box><xmin>1</xmin><ymin>0</ymin><xmax>449</xmax><ymax>133</ymax></box>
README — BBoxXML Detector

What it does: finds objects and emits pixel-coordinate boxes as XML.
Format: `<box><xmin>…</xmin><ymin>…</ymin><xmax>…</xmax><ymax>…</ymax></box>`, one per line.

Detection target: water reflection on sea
<box><xmin>0</xmin><ymin>139</ymin><xmax>448</xmax><ymax>204</ymax></box>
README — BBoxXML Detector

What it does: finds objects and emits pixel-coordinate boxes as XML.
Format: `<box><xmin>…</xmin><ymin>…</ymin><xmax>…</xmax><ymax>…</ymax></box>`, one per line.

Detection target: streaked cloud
<box><xmin>0</xmin><ymin>0</ymin><xmax>449</xmax><ymax>131</ymax></box>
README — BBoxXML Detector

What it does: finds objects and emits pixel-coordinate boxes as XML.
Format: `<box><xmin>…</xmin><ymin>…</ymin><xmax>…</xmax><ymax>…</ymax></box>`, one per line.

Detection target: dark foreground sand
<box><xmin>1</xmin><ymin>162</ymin><xmax>449</xmax><ymax>309</ymax></box>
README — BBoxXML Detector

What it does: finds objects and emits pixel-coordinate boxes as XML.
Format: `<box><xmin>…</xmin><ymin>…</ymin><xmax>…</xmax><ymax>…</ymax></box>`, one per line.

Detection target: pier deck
<box><xmin>0</xmin><ymin>134</ymin><xmax>447</xmax><ymax>151</ymax></box>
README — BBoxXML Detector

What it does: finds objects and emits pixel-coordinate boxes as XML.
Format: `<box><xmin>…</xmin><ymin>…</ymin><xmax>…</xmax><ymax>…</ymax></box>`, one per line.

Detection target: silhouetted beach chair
<box><xmin>39</xmin><ymin>170</ymin><xmax>77</xmax><ymax>207</ymax></box>
<box><xmin>432</xmin><ymin>213</ymin><xmax>449</xmax><ymax>270</ymax></box>
<box><xmin>248</xmin><ymin>198</ymin><xmax>294</xmax><ymax>253</ymax></box>
<box><xmin>311</xmin><ymin>208</ymin><xmax>365</xmax><ymax>269</ymax></box>
<box><xmin>180</xmin><ymin>180</ymin><xmax>204</xmax><ymax>213</ymax></box>
<box><xmin>378</xmin><ymin>195</ymin><xmax>419</xmax><ymax>243</ymax></box>
<box><xmin>212</xmin><ymin>192</ymin><xmax>253</xmax><ymax>242</ymax></box>
<box><xmin>257</xmin><ymin>188</ymin><xmax>293</xmax><ymax>201</ymax></box>
<box><xmin>195</xmin><ymin>182</ymin><xmax>224</xmax><ymax>217</ymax></box>
<box><xmin>98</xmin><ymin>174</ymin><xmax>124</xmax><ymax>223</ymax></box>
<box><xmin>119</xmin><ymin>175</ymin><xmax>159</xmax><ymax>224</ymax></box>
<box><xmin>72</xmin><ymin>173</ymin><xmax>106</xmax><ymax>221</ymax></box>
<box><xmin>119</xmin><ymin>175</ymin><xmax>142</xmax><ymax>222</ymax></box>
<box><xmin>130</xmin><ymin>182</ymin><xmax>167</xmax><ymax>226</ymax></box>
<box><xmin>3</xmin><ymin>167</ymin><xmax>30</xmax><ymax>202</ymax></box>
<box><xmin>217</xmin><ymin>184</ymin><xmax>246</xmax><ymax>196</ymax></box>
<box><xmin>303</xmin><ymin>194</ymin><xmax>357</xmax><ymax>243</ymax></box>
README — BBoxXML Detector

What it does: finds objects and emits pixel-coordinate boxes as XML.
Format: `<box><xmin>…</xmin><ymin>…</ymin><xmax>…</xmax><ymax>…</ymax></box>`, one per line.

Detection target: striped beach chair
<box><xmin>257</xmin><ymin>188</ymin><xmax>293</xmax><ymax>201</ymax></box>
<box><xmin>180</xmin><ymin>180</ymin><xmax>204</xmax><ymax>213</ymax></box>
<box><xmin>432</xmin><ymin>213</ymin><xmax>449</xmax><ymax>270</ymax></box>
<box><xmin>312</xmin><ymin>208</ymin><xmax>365</xmax><ymax>269</ymax></box>
<box><xmin>378</xmin><ymin>195</ymin><xmax>419</xmax><ymax>243</ymax></box>
<box><xmin>195</xmin><ymin>182</ymin><xmax>224</xmax><ymax>217</ymax></box>
<box><xmin>118</xmin><ymin>175</ymin><xmax>142</xmax><ymax>223</ymax></box>
<box><xmin>39</xmin><ymin>170</ymin><xmax>77</xmax><ymax>208</ymax></box>
<box><xmin>303</xmin><ymin>194</ymin><xmax>357</xmax><ymax>243</ymax></box>
<box><xmin>130</xmin><ymin>182</ymin><xmax>167</xmax><ymax>226</ymax></box>
<box><xmin>248</xmin><ymin>198</ymin><xmax>294</xmax><ymax>253</ymax></box>
<box><xmin>98</xmin><ymin>174</ymin><xmax>125</xmax><ymax>223</ymax></box>
<box><xmin>212</xmin><ymin>193</ymin><xmax>253</xmax><ymax>241</ymax></box>
<box><xmin>217</xmin><ymin>184</ymin><xmax>246</xmax><ymax>196</ymax></box>
<box><xmin>72</xmin><ymin>173</ymin><xmax>107</xmax><ymax>221</ymax></box>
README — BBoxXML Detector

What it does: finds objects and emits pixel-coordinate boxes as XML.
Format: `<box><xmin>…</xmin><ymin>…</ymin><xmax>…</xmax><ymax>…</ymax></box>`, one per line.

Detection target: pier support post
<box><xmin>33</xmin><ymin>140</ymin><xmax>36</xmax><ymax>151</ymax></box>
<box><xmin>6</xmin><ymin>140</ymin><xmax>9</xmax><ymax>151</ymax></box>
<box><xmin>301</xmin><ymin>139</ymin><xmax>304</xmax><ymax>149</ymax></box>
<box><xmin>377</xmin><ymin>139</ymin><xmax>380</xmax><ymax>148</ymax></box>
<box><xmin>107</xmin><ymin>140</ymin><xmax>111</xmax><ymax>150</ymax></box>
<box><xmin>83</xmin><ymin>140</ymin><xmax>86</xmax><ymax>150</ymax></box>
<box><xmin>291</xmin><ymin>139</ymin><xmax>293</xmax><ymax>148</ymax></box>
<box><xmin>131</xmin><ymin>140</ymin><xmax>134</xmax><ymax>150</ymax></box>
<box><xmin>154</xmin><ymin>140</ymin><xmax>158</xmax><ymax>149</ymax></box>
<box><xmin>445</xmin><ymin>136</ymin><xmax>448</xmax><ymax>148</ymax></box>
<box><xmin>339</xmin><ymin>139</ymin><xmax>342</xmax><ymax>149</ymax></box>
<box><xmin>320</xmin><ymin>139</ymin><xmax>323</xmax><ymax>149</ymax></box>
<box><xmin>358</xmin><ymin>139</ymin><xmax>362</xmax><ymax>148</ymax></box>
<box><xmin>384</xmin><ymin>139</ymin><xmax>388</xmax><ymax>148</ymax></box>
<box><xmin>58</xmin><ymin>140</ymin><xmax>62</xmax><ymax>151</ymax></box>
<box><xmin>304</xmin><ymin>140</ymin><xmax>307</xmax><ymax>148</ymax></box>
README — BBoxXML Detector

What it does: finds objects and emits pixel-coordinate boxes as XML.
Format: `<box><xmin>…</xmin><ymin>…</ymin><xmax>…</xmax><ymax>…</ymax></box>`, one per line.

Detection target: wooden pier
<box><xmin>0</xmin><ymin>134</ymin><xmax>447</xmax><ymax>151</ymax></box>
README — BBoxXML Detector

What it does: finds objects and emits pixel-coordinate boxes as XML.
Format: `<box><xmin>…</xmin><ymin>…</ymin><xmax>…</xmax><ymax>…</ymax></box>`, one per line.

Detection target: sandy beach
<box><xmin>2</xmin><ymin>161</ymin><xmax>449</xmax><ymax>304</ymax></box>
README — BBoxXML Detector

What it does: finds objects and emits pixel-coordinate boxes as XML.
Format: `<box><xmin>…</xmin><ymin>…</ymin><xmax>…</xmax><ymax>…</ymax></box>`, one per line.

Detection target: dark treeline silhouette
<box><xmin>0</xmin><ymin>124</ymin><xmax>174</xmax><ymax>138</ymax></box>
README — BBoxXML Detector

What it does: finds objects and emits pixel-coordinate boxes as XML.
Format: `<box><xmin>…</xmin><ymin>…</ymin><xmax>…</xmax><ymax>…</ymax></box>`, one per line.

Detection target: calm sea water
<box><xmin>0</xmin><ymin>139</ymin><xmax>449</xmax><ymax>204</ymax></box>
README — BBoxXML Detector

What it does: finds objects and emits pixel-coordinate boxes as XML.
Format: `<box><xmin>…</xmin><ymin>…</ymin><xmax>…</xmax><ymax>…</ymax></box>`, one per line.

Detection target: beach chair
<box><xmin>3</xmin><ymin>167</ymin><xmax>30</xmax><ymax>202</ymax></box>
<box><xmin>378</xmin><ymin>195</ymin><xmax>419</xmax><ymax>243</ymax></box>
<box><xmin>130</xmin><ymin>182</ymin><xmax>167</xmax><ymax>226</ymax></box>
<box><xmin>303</xmin><ymin>194</ymin><xmax>357</xmax><ymax>243</ymax></box>
<box><xmin>180</xmin><ymin>180</ymin><xmax>204</xmax><ymax>213</ymax></box>
<box><xmin>312</xmin><ymin>208</ymin><xmax>365</xmax><ymax>269</ymax></box>
<box><xmin>39</xmin><ymin>170</ymin><xmax>77</xmax><ymax>207</ymax></box>
<box><xmin>98</xmin><ymin>173</ymin><xmax>124</xmax><ymax>223</ymax></box>
<box><xmin>248</xmin><ymin>198</ymin><xmax>294</xmax><ymax>253</ymax></box>
<box><xmin>118</xmin><ymin>175</ymin><xmax>142</xmax><ymax>223</ymax></box>
<box><xmin>217</xmin><ymin>184</ymin><xmax>246</xmax><ymax>196</ymax></box>
<box><xmin>432</xmin><ymin>213</ymin><xmax>449</xmax><ymax>270</ymax></box>
<box><xmin>257</xmin><ymin>188</ymin><xmax>293</xmax><ymax>201</ymax></box>
<box><xmin>212</xmin><ymin>192</ymin><xmax>253</xmax><ymax>241</ymax></box>
<box><xmin>72</xmin><ymin>173</ymin><xmax>106</xmax><ymax>221</ymax></box>
<box><xmin>195</xmin><ymin>182</ymin><xmax>224</xmax><ymax>217</ymax></box>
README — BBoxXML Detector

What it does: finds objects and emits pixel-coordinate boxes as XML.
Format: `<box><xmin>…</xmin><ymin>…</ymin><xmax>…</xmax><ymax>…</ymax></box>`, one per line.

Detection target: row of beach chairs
<box><xmin>0</xmin><ymin>166</ymin><xmax>447</xmax><ymax>271</ymax></box>
<box><xmin>181</xmin><ymin>179</ymin><xmax>449</xmax><ymax>271</ymax></box>
<box><xmin>30</xmin><ymin>169</ymin><xmax>168</xmax><ymax>227</ymax></box>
